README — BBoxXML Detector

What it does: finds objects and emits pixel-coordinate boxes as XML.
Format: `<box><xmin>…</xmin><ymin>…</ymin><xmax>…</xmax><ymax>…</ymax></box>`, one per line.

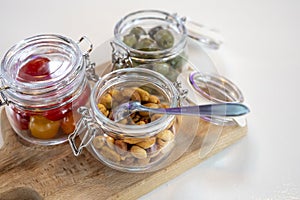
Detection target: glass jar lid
<box><xmin>188</xmin><ymin>71</ymin><xmax>245</xmax><ymax>126</ymax></box>
<box><xmin>0</xmin><ymin>34</ymin><xmax>86</xmax><ymax>107</ymax></box>
<box><xmin>189</xmin><ymin>71</ymin><xmax>244</xmax><ymax>103</ymax></box>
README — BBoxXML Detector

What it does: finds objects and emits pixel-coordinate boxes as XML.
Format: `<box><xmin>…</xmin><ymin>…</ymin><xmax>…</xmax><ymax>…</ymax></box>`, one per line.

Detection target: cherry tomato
<box><xmin>17</xmin><ymin>57</ymin><xmax>51</xmax><ymax>82</ymax></box>
<box><xmin>10</xmin><ymin>107</ymin><xmax>30</xmax><ymax>130</ymax></box>
<box><xmin>43</xmin><ymin>100</ymin><xmax>71</xmax><ymax>121</ymax></box>
<box><xmin>43</xmin><ymin>84</ymin><xmax>91</xmax><ymax>121</ymax></box>
<box><xmin>29</xmin><ymin>115</ymin><xmax>61</xmax><ymax>139</ymax></box>
<box><xmin>71</xmin><ymin>84</ymin><xmax>91</xmax><ymax>109</ymax></box>
<box><xmin>61</xmin><ymin>111</ymin><xmax>80</xmax><ymax>135</ymax></box>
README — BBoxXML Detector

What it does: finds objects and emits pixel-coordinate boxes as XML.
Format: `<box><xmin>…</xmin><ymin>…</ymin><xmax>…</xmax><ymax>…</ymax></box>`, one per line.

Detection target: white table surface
<box><xmin>1</xmin><ymin>0</ymin><xmax>300</xmax><ymax>199</ymax></box>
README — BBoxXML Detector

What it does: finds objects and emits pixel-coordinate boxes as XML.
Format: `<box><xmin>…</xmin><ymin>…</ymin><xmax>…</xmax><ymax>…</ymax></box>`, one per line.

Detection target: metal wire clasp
<box><xmin>77</xmin><ymin>36</ymin><xmax>99</xmax><ymax>82</ymax></box>
<box><xmin>173</xmin><ymin>81</ymin><xmax>188</xmax><ymax>100</ymax></box>
<box><xmin>0</xmin><ymin>86</ymin><xmax>10</xmax><ymax>107</ymax></box>
<box><xmin>84</xmin><ymin>54</ymin><xmax>99</xmax><ymax>82</ymax></box>
<box><xmin>110</xmin><ymin>41</ymin><xmax>133</xmax><ymax>71</ymax></box>
<box><xmin>77</xmin><ymin>36</ymin><xmax>93</xmax><ymax>56</ymax></box>
<box><xmin>68</xmin><ymin>107</ymin><xmax>102</xmax><ymax>156</ymax></box>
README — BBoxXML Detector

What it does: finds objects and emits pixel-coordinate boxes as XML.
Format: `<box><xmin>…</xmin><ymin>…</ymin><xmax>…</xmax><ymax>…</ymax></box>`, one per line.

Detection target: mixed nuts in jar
<box><xmin>0</xmin><ymin>34</ymin><xmax>92</xmax><ymax>145</ymax></box>
<box><xmin>69</xmin><ymin>68</ymin><xmax>199</xmax><ymax>172</ymax></box>
<box><xmin>93</xmin><ymin>85</ymin><xmax>178</xmax><ymax>168</ymax></box>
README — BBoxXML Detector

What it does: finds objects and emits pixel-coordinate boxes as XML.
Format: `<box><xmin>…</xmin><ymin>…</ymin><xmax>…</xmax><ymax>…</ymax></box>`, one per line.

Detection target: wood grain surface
<box><xmin>0</xmin><ymin>108</ymin><xmax>247</xmax><ymax>200</ymax></box>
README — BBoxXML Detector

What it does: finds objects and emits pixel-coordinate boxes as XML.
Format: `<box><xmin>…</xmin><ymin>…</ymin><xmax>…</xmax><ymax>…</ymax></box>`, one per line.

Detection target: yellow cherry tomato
<box><xmin>29</xmin><ymin>115</ymin><xmax>61</xmax><ymax>139</ymax></box>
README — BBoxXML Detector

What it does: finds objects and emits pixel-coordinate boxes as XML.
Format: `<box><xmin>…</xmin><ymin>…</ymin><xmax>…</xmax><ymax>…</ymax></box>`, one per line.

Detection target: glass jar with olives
<box><xmin>112</xmin><ymin>10</ymin><xmax>188</xmax><ymax>82</ymax></box>
<box><xmin>0</xmin><ymin>34</ymin><xmax>94</xmax><ymax>145</ymax></box>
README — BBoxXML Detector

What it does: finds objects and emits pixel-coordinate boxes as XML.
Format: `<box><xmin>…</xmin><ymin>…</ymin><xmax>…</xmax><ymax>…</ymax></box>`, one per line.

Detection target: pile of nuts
<box><xmin>92</xmin><ymin>129</ymin><xmax>175</xmax><ymax>166</ymax></box>
<box><xmin>92</xmin><ymin>86</ymin><xmax>178</xmax><ymax>166</ymax></box>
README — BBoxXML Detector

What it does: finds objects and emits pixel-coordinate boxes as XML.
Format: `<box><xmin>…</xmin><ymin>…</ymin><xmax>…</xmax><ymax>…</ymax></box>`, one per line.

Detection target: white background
<box><xmin>1</xmin><ymin>0</ymin><xmax>300</xmax><ymax>199</ymax></box>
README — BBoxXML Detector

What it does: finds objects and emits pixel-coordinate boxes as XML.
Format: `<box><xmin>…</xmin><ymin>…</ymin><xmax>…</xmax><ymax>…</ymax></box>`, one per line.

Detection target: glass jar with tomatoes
<box><xmin>0</xmin><ymin>34</ymin><xmax>94</xmax><ymax>145</ymax></box>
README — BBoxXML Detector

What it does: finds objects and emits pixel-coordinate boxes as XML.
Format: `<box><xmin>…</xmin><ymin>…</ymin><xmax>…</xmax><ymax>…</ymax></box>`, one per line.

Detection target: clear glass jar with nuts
<box><xmin>68</xmin><ymin>67</ymin><xmax>199</xmax><ymax>172</ymax></box>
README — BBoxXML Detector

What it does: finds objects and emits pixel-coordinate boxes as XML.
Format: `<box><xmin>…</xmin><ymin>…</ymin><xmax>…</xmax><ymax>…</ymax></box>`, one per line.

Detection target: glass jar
<box><xmin>69</xmin><ymin>68</ymin><xmax>199</xmax><ymax>172</ymax></box>
<box><xmin>111</xmin><ymin>10</ymin><xmax>224</xmax><ymax>82</ymax></box>
<box><xmin>0</xmin><ymin>34</ymin><xmax>93</xmax><ymax>145</ymax></box>
<box><xmin>112</xmin><ymin>10</ymin><xmax>188</xmax><ymax>82</ymax></box>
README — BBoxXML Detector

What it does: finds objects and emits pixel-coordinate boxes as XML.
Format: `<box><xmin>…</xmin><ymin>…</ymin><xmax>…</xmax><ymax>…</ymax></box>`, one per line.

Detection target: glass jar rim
<box><xmin>113</xmin><ymin>9</ymin><xmax>187</xmax><ymax>59</ymax></box>
<box><xmin>90</xmin><ymin>67</ymin><xmax>179</xmax><ymax>137</ymax></box>
<box><xmin>0</xmin><ymin>34</ymin><xmax>85</xmax><ymax>106</ymax></box>
<box><xmin>1</xmin><ymin>34</ymin><xmax>83</xmax><ymax>94</ymax></box>
<box><xmin>189</xmin><ymin>71</ymin><xmax>244</xmax><ymax>103</ymax></box>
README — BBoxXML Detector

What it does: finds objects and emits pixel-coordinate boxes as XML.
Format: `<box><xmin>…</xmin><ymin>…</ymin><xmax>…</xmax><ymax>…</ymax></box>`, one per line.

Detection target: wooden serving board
<box><xmin>0</xmin><ymin>108</ymin><xmax>247</xmax><ymax>200</ymax></box>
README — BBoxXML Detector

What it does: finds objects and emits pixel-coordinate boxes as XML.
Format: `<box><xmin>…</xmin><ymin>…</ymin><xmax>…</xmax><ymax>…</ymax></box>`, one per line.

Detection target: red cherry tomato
<box><xmin>43</xmin><ymin>84</ymin><xmax>91</xmax><ymax>121</ymax></box>
<box><xmin>43</xmin><ymin>99</ymin><xmax>71</xmax><ymax>121</ymax></box>
<box><xmin>10</xmin><ymin>107</ymin><xmax>30</xmax><ymax>130</ymax></box>
<box><xmin>17</xmin><ymin>57</ymin><xmax>51</xmax><ymax>82</ymax></box>
<box><xmin>71</xmin><ymin>84</ymin><xmax>91</xmax><ymax>109</ymax></box>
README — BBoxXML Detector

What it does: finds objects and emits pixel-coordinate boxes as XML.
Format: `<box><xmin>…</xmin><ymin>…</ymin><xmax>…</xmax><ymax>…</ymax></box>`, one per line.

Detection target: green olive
<box><xmin>153</xmin><ymin>29</ymin><xmax>174</xmax><ymax>49</ymax></box>
<box><xmin>134</xmin><ymin>38</ymin><xmax>160</xmax><ymax>51</ymax></box>
<box><xmin>123</xmin><ymin>34</ymin><xmax>137</xmax><ymax>47</ymax></box>
<box><xmin>168</xmin><ymin>55</ymin><xmax>185</xmax><ymax>72</ymax></box>
<box><xmin>167</xmin><ymin>69</ymin><xmax>179</xmax><ymax>82</ymax></box>
<box><xmin>129</xmin><ymin>26</ymin><xmax>147</xmax><ymax>40</ymax></box>
<box><xmin>148</xmin><ymin>26</ymin><xmax>163</xmax><ymax>38</ymax></box>
<box><xmin>152</xmin><ymin>63</ymin><xmax>170</xmax><ymax>76</ymax></box>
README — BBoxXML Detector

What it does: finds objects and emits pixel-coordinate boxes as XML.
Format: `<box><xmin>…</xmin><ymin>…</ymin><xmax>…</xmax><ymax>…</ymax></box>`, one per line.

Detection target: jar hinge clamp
<box><xmin>173</xmin><ymin>81</ymin><xmax>188</xmax><ymax>100</ymax></box>
<box><xmin>77</xmin><ymin>36</ymin><xmax>99</xmax><ymax>82</ymax></box>
<box><xmin>0</xmin><ymin>86</ymin><xmax>10</xmax><ymax>107</ymax></box>
<box><xmin>111</xmin><ymin>41</ymin><xmax>133</xmax><ymax>71</ymax></box>
<box><xmin>68</xmin><ymin>107</ymin><xmax>102</xmax><ymax>156</ymax></box>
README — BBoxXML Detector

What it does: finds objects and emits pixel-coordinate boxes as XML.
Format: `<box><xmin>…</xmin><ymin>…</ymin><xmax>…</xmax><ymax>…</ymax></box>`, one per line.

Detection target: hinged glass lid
<box><xmin>1</xmin><ymin>34</ymin><xmax>84</xmax><ymax>96</ymax></box>
<box><xmin>0</xmin><ymin>34</ymin><xmax>96</xmax><ymax>110</ymax></box>
<box><xmin>189</xmin><ymin>71</ymin><xmax>244</xmax><ymax>103</ymax></box>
